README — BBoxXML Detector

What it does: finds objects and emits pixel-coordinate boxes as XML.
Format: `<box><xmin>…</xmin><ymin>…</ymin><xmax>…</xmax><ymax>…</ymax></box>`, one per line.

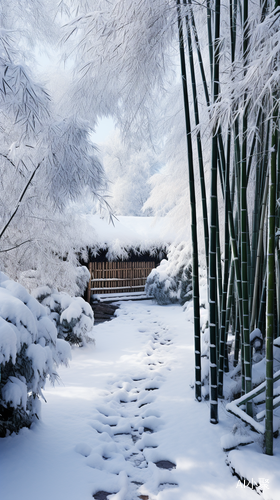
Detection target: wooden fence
<box><xmin>87</xmin><ymin>260</ymin><xmax>156</xmax><ymax>301</ymax></box>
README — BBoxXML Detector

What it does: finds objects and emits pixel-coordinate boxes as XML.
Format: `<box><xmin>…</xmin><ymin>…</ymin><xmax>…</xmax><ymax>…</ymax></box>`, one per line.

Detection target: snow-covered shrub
<box><xmin>19</xmin><ymin>265</ymin><xmax>91</xmax><ymax>298</ymax></box>
<box><xmin>145</xmin><ymin>242</ymin><xmax>192</xmax><ymax>305</ymax></box>
<box><xmin>0</xmin><ymin>273</ymin><xmax>71</xmax><ymax>437</ymax></box>
<box><xmin>33</xmin><ymin>287</ymin><xmax>95</xmax><ymax>346</ymax></box>
<box><xmin>75</xmin><ymin>265</ymin><xmax>91</xmax><ymax>296</ymax></box>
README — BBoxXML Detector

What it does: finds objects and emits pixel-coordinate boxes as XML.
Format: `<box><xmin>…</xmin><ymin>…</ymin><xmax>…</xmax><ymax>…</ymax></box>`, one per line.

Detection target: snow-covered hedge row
<box><xmin>0</xmin><ymin>273</ymin><xmax>71</xmax><ymax>437</ymax></box>
<box><xmin>33</xmin><ymin>287</ymin><xmax>95</xmax><ymax>346</ymax></box>
<box><xmin>145</xmin><ymin>242</ymin><xmax>192</xmax><ymax>305</ymax></box>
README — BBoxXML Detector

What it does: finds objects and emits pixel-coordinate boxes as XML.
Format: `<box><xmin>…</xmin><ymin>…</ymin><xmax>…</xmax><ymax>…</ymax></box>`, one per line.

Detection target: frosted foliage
<box><xmin>60</xmin><ymin>0</ymin><xmax>211</xmax><ymax>243</ymax></box>
<box><xmin>40</xmin><ymin>118</ymin><xmax>107</xmax><ymax>209</ymax></box>
<box><xmin>0</xmin><ymin>15</ymin><xmax>108</xmax><ymax>295</ymax></box>
<box><xmin>0</xmin><ymin>273</ymin><xmax>71</xmax><ymax>437</ymax></box>
<box><xmin>145</xmin><ymin>242</ymin><xmax>192</xmax><ymax>305</ymax></box>
<box><xmin>0</xmin><ymin>198</ymin><xmax>99</xmax><ymax>296</ymax></box>
<box><xmin>209</xmin><ymin>4</ymin><xmax>280</xmax><ymax>130</ymax></box>
<box><xmin>0</xmin><ymin>0</ymin><xmax>59</xmax><ymax>53</ymax></box>
<box><xmin>34</xmin><ymin>287</ymin><xmax>95</xmax><ymax>347</ymax></box>
<box><xmin>143</xmin><ymin>80</ymin><xmax>212</xmax><ymax>244</ymax></box>
<box><xmin>102</xmin><ymin>131</ymin><xmax>159</xmax><ymax>216</ymax></box>
<box><xmin>61</xmin><ymin>0</ymin><xmax>177</xmax><ymax>135</ymax></box>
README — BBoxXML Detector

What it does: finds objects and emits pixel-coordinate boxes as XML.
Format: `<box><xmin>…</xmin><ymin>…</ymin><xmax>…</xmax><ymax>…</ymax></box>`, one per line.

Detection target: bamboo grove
<box><xmin>176</xmin><ymin>0</ymin><xmax>280</xmax><ymax>455</ymax></box>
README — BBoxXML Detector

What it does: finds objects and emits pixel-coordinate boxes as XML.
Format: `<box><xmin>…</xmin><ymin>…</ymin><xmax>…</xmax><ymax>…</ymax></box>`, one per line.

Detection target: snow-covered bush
<box><xmin>145</xmin><ymin>242</ymin><xmax>192</xmax><ymax>305</ymax></box>
<box><xmin>33</xmin><ymin>287</ymin><xmax>95</xmax><ymax>347</ymax></box>
<box><xmin>0</xmin><ymin>273</ymin><xmax>71</xmax><ymax>437</ymax></box>
<box><xmin>19</xmin><ymin>264</ymin><xmax>90</xmax><ymax>298</ymax></box>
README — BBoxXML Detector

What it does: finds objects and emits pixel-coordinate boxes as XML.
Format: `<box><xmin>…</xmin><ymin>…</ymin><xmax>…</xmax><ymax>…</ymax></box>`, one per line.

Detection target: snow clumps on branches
<box><xmin>145</xmin><ymin>242</ymin><xmax>192</xmax><ymax>305</ymax></box>
<box><xmin>0</xmin><ymin>273</ymin><xmax>71</xmax><ymax>437</ymax></box>
<box><xmin>33</xmin><ymin>287</ymin><xmax>95</xmax><ymax>347</ymax></box>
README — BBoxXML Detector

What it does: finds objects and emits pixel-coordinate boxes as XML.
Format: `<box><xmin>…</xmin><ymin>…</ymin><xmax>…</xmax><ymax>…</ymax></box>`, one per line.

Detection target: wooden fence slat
<box><xmin>89</xmin><ymin>260</ymin><xmax>156</xmax><ymax>296</ymax></box>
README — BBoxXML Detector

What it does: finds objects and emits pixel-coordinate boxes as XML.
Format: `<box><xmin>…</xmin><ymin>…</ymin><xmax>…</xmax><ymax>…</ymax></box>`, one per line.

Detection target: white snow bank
<box><xmin>227</xmin><ymin>447</ymin><xmax>280</xmax><ymax>499</ymax></box>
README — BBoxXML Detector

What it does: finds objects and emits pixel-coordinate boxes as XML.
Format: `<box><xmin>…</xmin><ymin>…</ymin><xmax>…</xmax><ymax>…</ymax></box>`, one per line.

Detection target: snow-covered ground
<box><xmin>1</xmin><ymin>300</ymin><xmax>280</xmax><ymax>500</ymax></box>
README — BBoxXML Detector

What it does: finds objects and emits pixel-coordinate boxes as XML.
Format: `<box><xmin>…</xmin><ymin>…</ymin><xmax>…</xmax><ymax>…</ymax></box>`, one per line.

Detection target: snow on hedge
<box><xmin>145</xmin><ymin>242</ymin><xmax>192</xmax><ymax>304</ymax></box>
<box><xmin>33</xmin><ymin>287</ymin><xmax>95</xmax><ymax>346</ymax></box>
<box><xmin>0</xmin><ymin>272</ymin><xmax>72</xmax><ymax>436</ymax></box>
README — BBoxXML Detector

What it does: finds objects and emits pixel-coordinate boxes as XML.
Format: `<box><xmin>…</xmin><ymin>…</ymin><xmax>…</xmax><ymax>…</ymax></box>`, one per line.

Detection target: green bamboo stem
<box><xmin>249</xmin><ymin>111</ymin><xmax>263</xmax><ymax>313</ymax></box>
<box><xmin>218</xmin><ymin>129</ymin><xmax>231</xmax><ymax>396</ymax></box>
<box><xmin>188</xmin><ymin>1</ymin><xmax>210</xmax><ymax>108</ymax></box>
<box><xmin>184</xmin><ymin>1</ymin><xmax>209</xmax><ymax>272</ymax></box>
<box><xmin>223</xmin><ymin>128</ymin><xmax>233</xmax><ymax>374</ymax></box>
<box><xmin>176</xmin><ymin>0</ymin><xmax>201</xmax><ymax>402</ymax></box>
<box><xmin>246</xmin><ymin>107</ymin><xmax>263</xmax><ymax>181</ymax></box>
<box><xmin>276</xmin><ymin>245</ymin><xmax>280</xmax><ymax>339</ymax></box>
<box><xmin>257</xmin><ymin>266</ymin><xmax>267</xmax><ymax>333</ymax></box>
<box><xmin>276</xmin><ymin>140</ymin><xmax>280</xmax><ymax>338</ymax></box>
<box><xmin>265</xmin><ymin>107</ymin><xmax>278</xmax><ymax>456</ymax></box>
<box><xmin>209</xmin><ymin>131</ymin><xmax>219</xmax><ymax>423</ymax></box>
<box><xmin>216</xmin><ymin>209</ymin><xmax>223</xmax><ymax>316</ymax></box>
<box><xmin>260</xmin><ymin>114</ymin><xmax>270</xmax><ymax>192</ymax></box>
<box><xmin>225</xmin><ymin>260</ymin><xmax>235</xmax><ymax>347</ymax></box>
<box><xmin>206</xmin><ymin>0</ymin><xmax>213</xmax><ymax>84</ymax></box>
<box><xmin>229</xmin><ymin>0</ymin><xmax>238</xmax><ymax>63</ymax></box>
<box><xmin>233</xmin><ymin>114</ymin><xmax>241</xmax><ymax>241</ymax></box>
<box><xmin>250</xmin><ymin>172</ymin><xmax>269</xmax><ymax>331</ymax></box>
<box><xmin>209</xmin><ymin>0</ymin><xmax>221</xmax><ymax>425</ymax></box>
<box><xmin>240</xmin><ymin>0</ymin><xmax>252</xmax><ymax>417</ymax></box>
<box><xmin>189</xmin><ymin>0</ymin><xmax>226</xmax><ymax>202</ymax></box>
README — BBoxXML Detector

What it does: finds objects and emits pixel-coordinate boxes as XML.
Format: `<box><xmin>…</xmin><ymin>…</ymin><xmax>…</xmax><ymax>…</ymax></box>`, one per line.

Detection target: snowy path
<box><xmin>1</xmin><ymin>301</ymin><xmax>279</xmax><ymax>499</ymax></box>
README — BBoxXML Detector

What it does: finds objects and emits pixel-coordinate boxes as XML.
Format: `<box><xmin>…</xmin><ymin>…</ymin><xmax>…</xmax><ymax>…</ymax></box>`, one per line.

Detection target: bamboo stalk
<box><xmin>250</xmin><ymin>173</ymin><xmax>269</xmax><ymax>330</ymax></box>
<box><xmin>206</xmin><ymin>0</ymin><xmax>213</xmax><ymax>84</ymax></box>
<box><xmin>184</xmin><ymin>0</ymin><xmax>209</xmax><ymax>271</ymax></box>
<box><xmin>240</xmin><ymin>0</ymin><xmax>252</xmax><ymax>416</ymax></box>
<box><xmin>257</xmin><ymin>265</ymin><xmax>267</xmax><ymax>333</ymax></box>
<box><xmin>177</xmin><ymin>0</ymin><xmax>201</xmax><ymax>401</ymax></box>
<box><xmin>208</xmin><ymin>0</ymin><xmax>221</xmax><ymax>424</ymax></box>
<box><xmin>265</xmin><ymin>105</ymin><xmax>278</xmax><ymax>455</ymax></box>
<box><xmin>218</xmin><ymin>128</ymin><xmax>231</xmax><ymax>396</ymax></box>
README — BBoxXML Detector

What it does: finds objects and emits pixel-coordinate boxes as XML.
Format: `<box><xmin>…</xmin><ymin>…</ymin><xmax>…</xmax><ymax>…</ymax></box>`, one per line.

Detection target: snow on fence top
<box><xmin>81</xmin><ymin>214</ymin><xmax>176</xmax><ymax>260</ymax></box>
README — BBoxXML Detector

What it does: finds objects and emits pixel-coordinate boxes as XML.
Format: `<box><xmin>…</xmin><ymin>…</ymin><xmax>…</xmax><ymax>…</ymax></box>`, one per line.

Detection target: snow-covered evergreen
<box><xmin>34</xmin><ymin>287</ymin><xmax>95</xmax><ymax>347</ymax></box>
<box><xmin>145</xmin><ymin>242</ymin><xmax>192</xmax><ymax>305</ymax></box>
<box><xmin>0</xmin><ymin>273</ymin><xmax>71</xmax><ymax>436</ymax></box>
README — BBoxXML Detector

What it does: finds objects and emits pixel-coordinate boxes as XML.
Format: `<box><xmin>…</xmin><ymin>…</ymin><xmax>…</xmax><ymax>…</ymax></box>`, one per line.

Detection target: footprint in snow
<box><xmin>93</xmin><ymin>491</ymin><xmax>116</xmax><ymax>500</ymax></box>
<box><xmin>74</xmin><ymin>443</ymin><xmax>92</xmax><ymax>457</ymax></box>
<box><xmin>87</xmin><ymin>310</ymin><xmax>179</xmax><ymax>498</ymax></box>
<box><xmin>155</xmin><ymin>460</ymin><xmax>176</xmax><ymax>470</ymax></box>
